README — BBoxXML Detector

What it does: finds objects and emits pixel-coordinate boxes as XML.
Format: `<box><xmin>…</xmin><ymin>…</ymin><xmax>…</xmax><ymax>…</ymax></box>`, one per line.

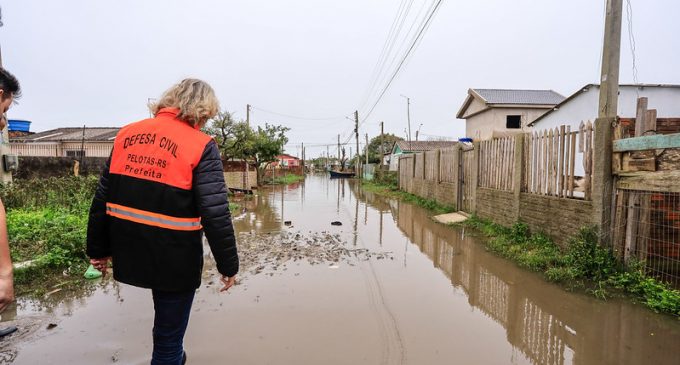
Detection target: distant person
<box><xmin>87</xmin><ymin>79</ymin><xmax>239</xmax><ymax>365</ymax></box>
<box><xmin>0</xmin><ymin>68</ymin><xmax>20</xmax><ymax>321</ymax></box>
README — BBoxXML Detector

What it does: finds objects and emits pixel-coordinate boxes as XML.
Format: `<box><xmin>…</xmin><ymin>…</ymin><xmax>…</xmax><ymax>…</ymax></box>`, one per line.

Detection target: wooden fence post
<box><xmin>513</xmin><ymin>134</ymin><xmax>524</xmax><ymax>222</ymax></box>
<box><xmin>592</xmin><ymin>117</ymin><xmax>614</xmax><ymax>247</ymax></box>
<box><xmin>452</xmin><ymin>144</ymin><xmax>461</xmax><ymax>210</ymax></box>
<box><xmin>471</xmin><ymin>141</ymin><xmax>480</xmax><ymax>214</ymax></box>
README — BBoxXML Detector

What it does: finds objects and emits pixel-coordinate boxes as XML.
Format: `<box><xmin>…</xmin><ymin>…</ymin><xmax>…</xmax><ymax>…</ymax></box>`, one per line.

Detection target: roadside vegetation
<box><xmin>0</xmin><ymin>176</ymin><xmax>242</xmax><ymax>295</ymax></box>
<box><xmin>361</xmin><ymin>174</ymin><xmax>680</xmax><ymax>317</ymax></box>
<box><xmin>269</xmin><ymin>173</ymin><xmax>304</xmax><ymax>185</ymax></box>
<box><xmin>464</xmin><ymin>217</ymin><xmax>680</xmax><ymax>317</ymax></box>
<box><xmin>0</xmin><ymin>176</ymin><xmax>98</xmax><ymax>294</ymax></box>
<box><xmin>361</xmin><ymin>179</ymin><xmax>455</xmax><ymax>215</ymax></box>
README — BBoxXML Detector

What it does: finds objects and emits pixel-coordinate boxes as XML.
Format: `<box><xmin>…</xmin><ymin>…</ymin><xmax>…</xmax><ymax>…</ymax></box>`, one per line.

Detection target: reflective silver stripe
<box><xmin>106</xmin><ymin>206</ymin><xmax>201</xmax><ymax>228</ymax></box>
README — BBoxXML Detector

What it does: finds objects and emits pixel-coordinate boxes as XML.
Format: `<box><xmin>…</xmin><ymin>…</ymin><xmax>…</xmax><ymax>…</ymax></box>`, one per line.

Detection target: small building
<box><xmin>528</xmin><ymin>84</ymin><xmax>680</xmax><ymax>130</ymax></box>
<box><xmin>388</xmin><ymin>140</ymin><xmax>457</xmax><ymax>171</ymax></box>
<box><xmin>10</xmin><ymin>127</ymin><xmax>119</xmax><ymax>157</ymax></box>
<box><xmin>272</xmin><ymin>154</ymin><xmax>301</xmax><ymax>168</ymax></box>
<box><xmin>456</xmin><ymin>88</ymin><xmax>565</xmax><ymax>141</ymax></box>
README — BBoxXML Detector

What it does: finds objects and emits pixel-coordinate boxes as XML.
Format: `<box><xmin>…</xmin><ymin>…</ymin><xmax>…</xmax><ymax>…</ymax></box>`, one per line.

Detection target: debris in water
<box><xmin>284</xmin><ymin>221</ymin><xmax>292</xmax><ymax>226</ymax></box>
<box><xmin>330</xmin><ymin>221</ymin><xmax>342</xmax><ymax>226</ymax></box>
<box><xmin>47</xmin><ymin>323</ymin><xmax>57</xmax><ymax>330</ymax></box>
<box><xmin>44</xmin><ymin>288</ymin><xmax>62</xmax><ymax>297</ymax></box>
<box><xmin>84</xmin><ymin>264</ymin><xmax>103</xmax><ymax>279</ymax></box>
<box><xmin>231</xmin><ymin>230</ymin><xmax>393</xmax><ymax>281</ymax></box>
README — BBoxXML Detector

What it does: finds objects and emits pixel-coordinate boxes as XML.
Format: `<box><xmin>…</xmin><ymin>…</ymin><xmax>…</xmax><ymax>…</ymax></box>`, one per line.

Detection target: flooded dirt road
<box><xmin>2</xmin><ymin>174</ymin><xmax>679</xmax><ymax>364</ymax></box>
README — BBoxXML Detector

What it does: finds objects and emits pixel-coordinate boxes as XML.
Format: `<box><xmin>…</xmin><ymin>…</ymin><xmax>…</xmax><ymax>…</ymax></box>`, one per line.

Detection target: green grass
<box><xmin>361</xmin><ymin>180</ymin><xmax>455</xmax><ymax>215</ymax></box>
<box><xmin>2</xmin><ymin>176</ymin><xmax>243</xmax><ymax>295</ymax></box>
<box><xmin>270</xmin><ymin>173</ymin><xmax>305</xmax><ymax>185</ymax></box>
<box><xmin>464</xmin><ymin>217</ymin><xmax>680</xmax><ymax>317</ymax></box>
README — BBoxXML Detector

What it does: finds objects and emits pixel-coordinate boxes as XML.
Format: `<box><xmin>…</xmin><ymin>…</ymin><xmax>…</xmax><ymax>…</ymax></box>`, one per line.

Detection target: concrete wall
<box><xmin>398</xmin><ymin>142</ymin><xmax>594</xmax><ymax>246</ymax></box>
<box><xmin>466</xmin><ymin>107</ymin><xmax>551</xmax><ymax>141</ymax></box>
<box><xmin>15</xmin><ymin>156</ymin><xmax>108</xmax><ymax>179</ymax></box>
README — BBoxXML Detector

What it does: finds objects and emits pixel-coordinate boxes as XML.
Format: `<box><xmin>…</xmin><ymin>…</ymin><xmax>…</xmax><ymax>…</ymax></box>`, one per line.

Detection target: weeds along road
<box><xmin>2</xmin><ymin>174</ymin><xmax>680</xmax><ymax>364</ymax></box>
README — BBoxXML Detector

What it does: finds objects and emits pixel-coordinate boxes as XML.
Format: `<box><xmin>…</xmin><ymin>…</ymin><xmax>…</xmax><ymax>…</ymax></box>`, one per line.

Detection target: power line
<box><xmin>358</xmin><ymin>0</ymin><xmax>416</xmax><ymax>112</ymax></box>
<box><xmin>360</xmin><ymin>0</ymin><xmax>444</xmax><ymax>125</ymax></box>
<box><xmin>625</xmin><ymin>0</ymin><xmax>639</xmax><ymax>86</ymax></box>
<box><xmin>251</xmin><ymin>106</ymin><xmax>349</xmax><ymax>121</ymax></box>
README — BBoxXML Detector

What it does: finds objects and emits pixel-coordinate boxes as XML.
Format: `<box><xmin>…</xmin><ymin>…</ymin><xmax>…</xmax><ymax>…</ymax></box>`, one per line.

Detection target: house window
<box><xmin>506</xmin><ymin>115</ymin><xmax>521</xmax><ymax>129</ymax></box>
<box><xmin>66</xmin><ymin>150</ymin><xmax>85</xmax><ymax>158</ymax></box>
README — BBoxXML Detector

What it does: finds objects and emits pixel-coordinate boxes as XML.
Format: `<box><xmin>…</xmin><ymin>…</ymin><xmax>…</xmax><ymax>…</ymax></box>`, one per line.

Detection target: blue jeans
<box><xmin>151</xmin><ymin>289</ymin><xmax>195</xmax><ymax>365</ymax></box>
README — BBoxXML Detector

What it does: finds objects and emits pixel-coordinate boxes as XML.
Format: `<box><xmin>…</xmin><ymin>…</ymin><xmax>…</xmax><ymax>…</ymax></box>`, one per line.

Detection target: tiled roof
<box><xmin>472</xmin><ymin>89</ymin><xmax>565</xmax><ymax>105</ymax></box>
<box><xmin>12</xmin><ymin>127</ymin><xmax>120</xmax><ymax>142</ymax></box>
<box><xmin>395</xmin><ymin>140</ymin><xmax>457</xmax><ymax>152</ymax></box>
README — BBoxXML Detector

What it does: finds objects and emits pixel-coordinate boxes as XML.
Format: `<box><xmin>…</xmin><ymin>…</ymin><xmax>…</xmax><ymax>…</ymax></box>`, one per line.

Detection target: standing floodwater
<box><xmin>2</xmin><ymin>174</ymin><xmax>679</xmax><ymax>364</ymax></box>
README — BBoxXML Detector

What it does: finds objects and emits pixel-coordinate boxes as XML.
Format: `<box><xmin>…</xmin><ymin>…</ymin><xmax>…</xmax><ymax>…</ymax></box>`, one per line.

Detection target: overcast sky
<box><xmin>3</xmin><ymin>0</ymin><xmax>680</xmax><ymax>157</ymax></box>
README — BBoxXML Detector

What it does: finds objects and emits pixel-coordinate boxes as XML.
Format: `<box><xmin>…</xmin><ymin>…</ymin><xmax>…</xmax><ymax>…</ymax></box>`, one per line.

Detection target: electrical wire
<box><xmin>625</xmin><ymin>0</ymin><xmax>639</xmax><ymax>90</ymax></box>
<box><xmin>360</xmin><ymin>0</ymin><xmax>444</xmax><ymax>125</ymax></box>
<box><xmin>251</xmin><ymin>106</ymin><xmax>349</xmax><ymax>121</ymax></box>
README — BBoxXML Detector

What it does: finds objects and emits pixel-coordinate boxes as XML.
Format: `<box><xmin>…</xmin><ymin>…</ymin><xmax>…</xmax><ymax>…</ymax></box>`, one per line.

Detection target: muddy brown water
<box><xmin>1</xmin><ymin>174</ymin><xmax>679</xmax><ymax>364</ymax></box>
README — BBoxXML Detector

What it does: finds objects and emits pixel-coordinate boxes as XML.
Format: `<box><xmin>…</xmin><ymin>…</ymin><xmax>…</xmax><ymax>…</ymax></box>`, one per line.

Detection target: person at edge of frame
<box><xmin>0</xmin><ymin>67</ymin><xmax>20</xmax><ymax>338</ymax></box>
<box><xmin>87</xmin><ymin>79</ymin><xmax>239</xmax><ymax>365</ymax></box>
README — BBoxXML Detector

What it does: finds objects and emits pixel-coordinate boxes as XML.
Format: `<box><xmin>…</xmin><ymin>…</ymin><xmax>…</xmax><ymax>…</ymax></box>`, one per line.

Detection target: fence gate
<box><xmin>459</xmin><ymin>148</ymin><xmax>475</xmax><ymax>213</ymax></box>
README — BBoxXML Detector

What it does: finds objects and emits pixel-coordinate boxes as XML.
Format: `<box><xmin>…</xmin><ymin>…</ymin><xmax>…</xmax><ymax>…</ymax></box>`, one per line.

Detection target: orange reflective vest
<box><xmin>107</xmin><ymin>107</ymin><xmax>212</xmax><ymax>231</ymax></box>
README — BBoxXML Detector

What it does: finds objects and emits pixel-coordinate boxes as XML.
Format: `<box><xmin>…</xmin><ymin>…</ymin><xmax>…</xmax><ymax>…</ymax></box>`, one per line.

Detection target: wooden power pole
<box><xmin>354</xmin><ymin>110</ymin><xmax>360</xmax><ymax>176</ymax></box>
<box><xmin>593</xmin><ymin>0</ymin><xmax>623</xmax><ymax>246</ymax></box>
<box><xmin>365</xmin><ymin>133</ymin><xmax>369</xmax><ymax>166</ymax></box>
<box><xmin>380</xmin><ymin>121</ymin><xmax>385</xmax><ymax>168</ymax></box>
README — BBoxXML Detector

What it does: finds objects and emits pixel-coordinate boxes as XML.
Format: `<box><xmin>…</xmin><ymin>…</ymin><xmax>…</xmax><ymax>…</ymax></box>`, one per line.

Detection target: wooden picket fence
<box><xmin>479</xmin><ymin>136</ymin><xmax>515</xmax><ymax>191</ymax></box>
<box><xmin>439</xmin><ymin>147</ymin><xmax>457</xmax><ymax>183</ymax></box>
<box><xmin>523</xmin><ymin>121</ymin><xmax>594</xmax><ymax>200</ymax></box>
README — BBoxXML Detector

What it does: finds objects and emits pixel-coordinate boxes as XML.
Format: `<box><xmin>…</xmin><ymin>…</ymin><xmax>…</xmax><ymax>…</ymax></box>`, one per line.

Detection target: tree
<box><xmin>237</xmin><ymin>123</ymin><xmax>289</xmax><ymax>185</ymax></box>
<box><xmin>205</xmin><ymin>112</ymin><xmax>290</xmax><ymax>185</ymax></box>
<box><xmin>366</xmin><ymin>133</ymin><xmax>403</xmax><ymax>164</ymax></box>
<box><xmin>203</xmin><ymin>111</ymin><xmax>245</xmax><ymax>160</ymax></box>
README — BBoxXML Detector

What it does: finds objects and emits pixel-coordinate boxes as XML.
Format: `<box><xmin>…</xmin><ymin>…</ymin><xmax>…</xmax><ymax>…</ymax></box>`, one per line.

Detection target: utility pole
<box><xmin>380</xmin><ymin>121</ymin><xmax>385</xmax><ymax>168</ymax></box>
<box><xmin>337</xmin><ymin>134</ymin><xmax>341</xmax><ymax>170</ymax></box>
<box><xmin>401</xmin><ymin>95</ymin><xmax>412</xmax><ymax>151</ymax></box>
<box><xmin>301</xmin><ymin>142</ymin><xmax>305</xmax><ymax>173</ymax></box>
<box><xmin>246</xmin><ymin>104</ymin><xmax>251</xmax><ymax>126</ymax></box>
<box><xmin>326</xmin><ymin>145</ymin><xmax>330</xmax><ymax>170</ymax></box>
<box><xmin>354</xmin><ymin>110</ymin><xmax>360</xmax><ymax>176</ymax></box>
<box><xmin>365</xmin><ymin>133</ymin><xmax>369</xmax><ymax>166</ymax></box>
<box><xmin>593</xmin><ymin>0</ymin><xmax>623</xmax><ymax>247</ymax></box>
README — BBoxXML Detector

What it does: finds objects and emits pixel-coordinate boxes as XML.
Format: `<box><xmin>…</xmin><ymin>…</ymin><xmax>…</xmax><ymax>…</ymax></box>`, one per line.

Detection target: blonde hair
<box><xmin>150</xmin><ymin>78</ymin><xmax>220</xmax><ymax>127</ymax></box>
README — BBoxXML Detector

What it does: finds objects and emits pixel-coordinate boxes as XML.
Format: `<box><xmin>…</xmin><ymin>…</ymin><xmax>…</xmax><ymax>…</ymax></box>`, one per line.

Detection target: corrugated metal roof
<box><xmin>395</xmin><ymin>140</ymin><xmax>457</xmax><ymax>152</ymax></box>
<box><xmin>472</xmin><ymin>89</ymin><xmax>565</xmax><ymax>105</ymax></box>
<box><xmin>13</xmin><ymin>127</ymin><xmax>120</xmax><ymax>142</ymax></box>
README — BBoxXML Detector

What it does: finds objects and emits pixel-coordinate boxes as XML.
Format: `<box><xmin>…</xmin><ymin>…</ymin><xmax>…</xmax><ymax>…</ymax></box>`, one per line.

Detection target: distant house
<box><xmin>388</xmin><ymin>140</ymin><xmax>457</xmax><ymax>171</ymax></box>
<box><xmin>273</xmin><ymin>154</ymin><xmax>301</xmax><ymax>168</ymax></box>
<box><xmin>529</xmin><ymin>84</ymin><xmax>680</xmax><ymax>130</ymax></box>
<box><xmin>456</xmin><ymin>88</ymin><xmax>565</xmax><ymax>141</ymax></box>
<box><xmin>10</xmin><ymin>127</ymin><xmax>119</xmax><ymax>157</ymax></box>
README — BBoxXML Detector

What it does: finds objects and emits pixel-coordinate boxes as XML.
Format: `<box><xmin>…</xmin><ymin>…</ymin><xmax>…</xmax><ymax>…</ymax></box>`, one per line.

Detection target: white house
<box><xmin>529</xmin><ymin>84</ymin><xmax>680</xmax><ymax>130</ymax></box>
<box><xmin>529</xmin><ymin>84</ymin><xmax>680</xmax><ymax>179</ymax></box>
<box><xmin>456</xmin><ymin>88</ymin><xmax>565</xmax><ymax>141</ymax></box>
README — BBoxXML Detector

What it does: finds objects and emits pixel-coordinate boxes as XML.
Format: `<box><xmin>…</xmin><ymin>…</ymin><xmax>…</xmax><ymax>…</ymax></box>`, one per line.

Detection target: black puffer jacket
<box><xmin>87</xmin><ymin>120</ymin><xmax>239</xmax><ymax>291</ymax></box>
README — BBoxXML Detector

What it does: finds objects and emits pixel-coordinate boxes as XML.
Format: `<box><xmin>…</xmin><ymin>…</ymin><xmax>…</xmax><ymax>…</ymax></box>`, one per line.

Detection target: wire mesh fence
<box><xmin>612</xmin><ymin>189</ymin><xmax>680</xmax><ymax>287</ymax></box>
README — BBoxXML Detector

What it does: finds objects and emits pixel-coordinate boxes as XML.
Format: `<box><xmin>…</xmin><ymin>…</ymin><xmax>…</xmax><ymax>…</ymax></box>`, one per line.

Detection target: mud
<box><xmin>1</xmin><ymin>174</ymin><xmax>679</xmax><ymax>364</ymax></box>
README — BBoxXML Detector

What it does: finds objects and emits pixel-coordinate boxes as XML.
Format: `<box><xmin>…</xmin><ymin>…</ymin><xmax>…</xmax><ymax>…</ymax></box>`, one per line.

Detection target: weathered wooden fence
<box><xmin>523</xmin><ymin>122</ymin><xmax>593</xmax><ymax>200</ymax></box>
<box><xmin>479</xmin><ymin>136</ymin><xmax>515</xmax><ymax>191</ymax></box>
<box><xmin>611</xmin><ymin>97</ymin><xmax>680</xmax><ymax>286</ymax></box>
<box><xmin>439</xmin><ymin>147</ymin><xmax>457</xmax><ymax>183</ymax></box>
<box><xmin>460</xmin><ymin>149</ymin><xmax>475</xmax><ymax>213</ymax></box>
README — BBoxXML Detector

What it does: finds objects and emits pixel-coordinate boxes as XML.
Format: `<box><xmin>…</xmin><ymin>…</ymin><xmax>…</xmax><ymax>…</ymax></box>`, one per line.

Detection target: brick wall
<box><xmin>476</xmin><ymin>188</ymin><xmax>515</xmax><ymax>227</ymax></box>
<box><xmin>519</xmin><ymin>193</ymin><xmax>593</xmax><ymax>246</ymax></box>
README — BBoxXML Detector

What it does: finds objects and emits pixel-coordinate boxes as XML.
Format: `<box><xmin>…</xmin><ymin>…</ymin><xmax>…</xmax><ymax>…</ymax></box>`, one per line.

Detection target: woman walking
<box><xmin>87</xmin><ymin>79</ymin><xmax>238</xmax><ymax>365</ymax></box>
